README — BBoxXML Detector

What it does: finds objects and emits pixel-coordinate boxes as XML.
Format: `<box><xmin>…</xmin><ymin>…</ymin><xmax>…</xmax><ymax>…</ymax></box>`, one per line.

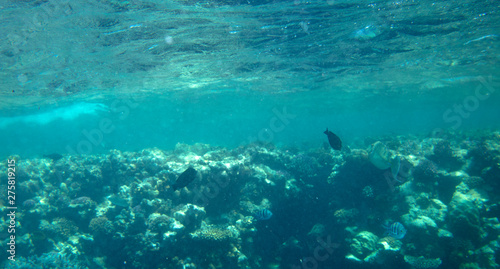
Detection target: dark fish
<box><xmin>43</xmin><ymin>153</ymin><xmax>63</xmax><ymax>162</ymax></box>
<box><xmin>324</xmin><ymin>128</ymin><xmax>342</xmax><ymax>151</ymax></box>
<box><xmin>172</xmin><ymin>167</ymin><xmax>197</xmax><ymax>191</ymax></box>
<box><xmin>254</xmin><ymin>209</ymin><xmax>273</xmax><ymax>220</ymax></box>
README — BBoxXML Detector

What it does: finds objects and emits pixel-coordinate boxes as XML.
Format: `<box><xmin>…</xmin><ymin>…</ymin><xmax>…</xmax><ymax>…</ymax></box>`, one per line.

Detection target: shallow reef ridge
<box><xmin>2</xmin><ymin>131</ymin><xmax>500</xmax><ymax>269</ymax></box>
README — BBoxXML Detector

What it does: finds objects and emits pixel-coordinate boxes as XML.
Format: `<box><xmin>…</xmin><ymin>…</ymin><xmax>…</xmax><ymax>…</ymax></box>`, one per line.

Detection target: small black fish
<box><xmin>43</xmin><ymin>153</ymin><xmax>63</xmax><ymax>162</ymax></box>
<box><xmin>324</xmin><ymin>128</ymin><xmax>342</xmax><ymax>151</ymax></box>
<box><xmin>172</xmin><ymin>167</ymin><xmax>197</xmax><ymax>191</ymax></box>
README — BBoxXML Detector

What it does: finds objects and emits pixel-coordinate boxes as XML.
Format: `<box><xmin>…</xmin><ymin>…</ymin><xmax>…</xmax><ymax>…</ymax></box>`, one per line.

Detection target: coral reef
<box><xmin>2</xmin><ymin>132</ymin><xmax>500</xmax><ymax>269</ymax></box>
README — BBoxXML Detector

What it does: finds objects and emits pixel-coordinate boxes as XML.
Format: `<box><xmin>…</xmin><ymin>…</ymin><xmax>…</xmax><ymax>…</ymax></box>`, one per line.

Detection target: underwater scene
<box><xmin>0</xmin><ymin>0</ymin><xmax>499</xmax><ymax>268</ymax></box>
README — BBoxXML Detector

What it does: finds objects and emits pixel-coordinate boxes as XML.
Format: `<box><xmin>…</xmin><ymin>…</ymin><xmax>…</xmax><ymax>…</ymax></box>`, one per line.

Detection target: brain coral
<box><xmin>349</xmin><ymin>231</ymin><xmax>379</xmax><ymax>259</ymax></box>
<box><xmin>89</xmin><ymin>216</ymin><xmax>114</xmax><ymax>234</ymax></box>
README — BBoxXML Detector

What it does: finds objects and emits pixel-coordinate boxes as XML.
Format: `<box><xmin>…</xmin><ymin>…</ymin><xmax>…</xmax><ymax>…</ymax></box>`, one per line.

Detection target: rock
<box><xmin>348</xmin><ymin>231</ymin><xmax>379</xmax><ymax>260</ymax></box>
<box><xmin>448</xmin><ymin>190</ymin><xmax>485</xmax><ymax>240</ymax></box>
<box><xmin>402</xmin><ymin>214</ymin><xmax>437</xmax><ymax>231</ymax></box>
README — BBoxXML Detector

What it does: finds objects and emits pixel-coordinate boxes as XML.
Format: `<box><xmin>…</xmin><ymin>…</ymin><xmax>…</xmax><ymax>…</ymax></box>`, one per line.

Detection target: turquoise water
<box><xmin>1</xmin><ymin>0</ymin><xmax>500</xmax><ymax>268</ymax></box>
<box><xmin>1</xmin><ymin>0</ymin><xmax>499</xmax><ymax>158</ymax></box>
<box><xmin>1</xmin><ymin>86</ymin><xmax>500</xmax><ymax>158</ymax></box>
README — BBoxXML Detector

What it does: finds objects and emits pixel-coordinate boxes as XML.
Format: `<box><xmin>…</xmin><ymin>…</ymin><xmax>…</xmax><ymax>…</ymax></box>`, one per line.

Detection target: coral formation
<box><xmin>429</xmin><ymin>140</ymin><xmax>465</xmax><ymax>171</ymax></box>
<box><xmin>448</xmin><ymin>191</ymin><xmax>482</xmax><ymax>240</ymax></box>
<box><xmin>7</xmin><ymin>252</ymin><xmax>87</xmax><ymax>269</ymax></box>
<box><xmin>190</xmin><ymin>222</ymin><xmax>239</xmax><ymax>242</ymax></box>
<box><xmin>3</xmin><ymin>132</ymin><xmax>500</xmax><ymax>269</ymax></box>
<box><xmin>287</xmin><ymin>153</ymin><xmax>321</xmax><ymax>179</ymax></box>
<box><xmin>89</xmin><ymin>217</ymin><xmax>114</xmax><ymax>234</ymax></box>
<box><xmin>378</xmin><ymin>236</ymin><xmax>402</xmax><ymax>251</ymax></box>
<box><xmin>173</xmin><ymin>203</ymin><xmax>206</xmax><ymax>229</ymax></box>
<box><xmin>402</xmin><ymin>195</ymin><xmax>448</xmax><ymax>235</ymax></box>
<box><xmin>40</xmin><ymin>218</ymin><xmax>79</xmax><ymax>239</ymax></box>
<box><xmin>362</xmin><ymin>185</ymin><xmax>374</xmax><ymax>198</ymax></box>
<box><xmin>404</xmin><ymin>255</ymin><xmax>442</xmax><ymax>269</ymax></box>
<box><xmin>334</xmin><ymin>208</ymin><xmax>359</xmax><ymax>224</ymax></box>
<box><xmin>347</xmin><ymin>231</ymin><xmax>379</xmax><ymax>261</ymax></box>
<box><xmin>147</xmin><ymin>213</ymin><xmax>172</xmax><ymax>233</ymax></box>
<box><xmin>413</xmin><ymin>159</ymin><xmax>439</xmax><ymax>183</ymax></box>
